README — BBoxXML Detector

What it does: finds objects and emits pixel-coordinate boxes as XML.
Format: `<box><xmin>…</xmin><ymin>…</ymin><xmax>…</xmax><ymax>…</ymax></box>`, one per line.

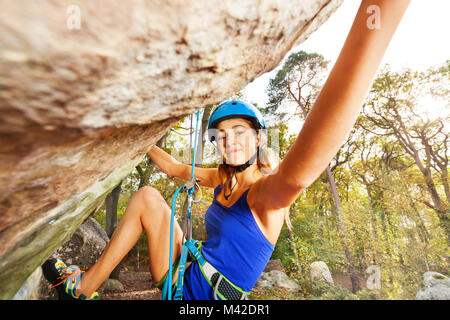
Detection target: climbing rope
<box><xmin>162</xmin><ymin>110</ymin><xmax>201</xmax><ymax>300</ymax></box>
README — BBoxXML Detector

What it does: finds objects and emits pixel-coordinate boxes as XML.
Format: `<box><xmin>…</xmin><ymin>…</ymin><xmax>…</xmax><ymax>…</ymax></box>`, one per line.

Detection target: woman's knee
<box><xmin>135</xmin><ymin>186</ymin><xmax>168</xmax><ymax>216</ymax></box>
<box><xmin>137</xmin><ymin>186</ymin><xmax>160</xmax><ymax>200</ymax></box>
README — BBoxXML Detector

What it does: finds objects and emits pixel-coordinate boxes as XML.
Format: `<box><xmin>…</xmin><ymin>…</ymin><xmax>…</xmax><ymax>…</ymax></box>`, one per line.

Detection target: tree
<box><xmin>195</xmin><ymin>105</ymin><xmax>214</xmax><ymax>167</ymax></box>
<box><xmin>361</xmin><ymin>63</ymin><xmax>450</xmax><ymax>241</ymax></box>
<box><xmin>105</xmin><ymin>181</ymin><xmax>123</xmax><ymax>279</ymax></box>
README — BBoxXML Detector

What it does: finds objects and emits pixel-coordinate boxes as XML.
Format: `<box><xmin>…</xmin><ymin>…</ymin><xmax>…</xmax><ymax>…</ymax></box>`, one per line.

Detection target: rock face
<box><xmin>51</xmin><ymin>217</ymin><xmax>109</xmax><ymax>270</ymax></box>
<box><xmin>416</xmin><ymin>272</ymin><xmax>450</xmax><ymax>300</ymax></box>
<box><xmin>310</xmin><ymin>261</ymin><xmax>334</xmax><ymax>285</ymax></box>
<box><xmin>12</xmin><ymin>267</ymin><xmax>43</xmax><ymax>300</ymax></box>
<box><xmin>0</xmin><ymin>0</ymin><xmax>343</xmax><ymax>299</ymax></box>
<box><xmin>14</xmin><ymin>217</ymin><xmax>110</xmax><ymax>300</ymax></box>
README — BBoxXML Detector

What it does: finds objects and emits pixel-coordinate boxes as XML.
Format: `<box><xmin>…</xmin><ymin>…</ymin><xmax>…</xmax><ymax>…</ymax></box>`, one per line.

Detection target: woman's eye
<box><xmin>216</xmin><ymin>130</ymin><xmax>244</xmax><ymax>141</ymax></box>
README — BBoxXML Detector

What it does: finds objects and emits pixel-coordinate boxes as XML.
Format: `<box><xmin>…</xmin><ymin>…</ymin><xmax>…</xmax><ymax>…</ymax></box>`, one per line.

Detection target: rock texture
<box><xmin>310</xmin><ymin>261</ymin><xmax>334</xmax><ymax>285</ymax></box>
<box><xmin>0</xmin><ymin>0</ymin><xmax>343</xmax><ymax>299</ymax></box>
<box><xmin>255</xmin><ymin>259</ymin><xmax>299</xmax><ymax>292</ymax></box>
<box><xmin>51</xmin><ymin>217</ymin><xmax>109</xmax><ymax>270</ymax></box>
<box><xmin>263</xmin><ymin>259</ymin><xmax>285</xmax><ymax>273</ymax></box>
<box><xmin>255</xmin><ymin>270</ymin><xmax>300</xmax><ymax>292</ymax></box>
<box><xmin>15</xmin><ymin>217</ymin><xmax>110</xmax><ymax>300</ymax></box>
<box><xmin>12</xmin><ymin>267</ymin><xmax>43</xmax><ymax>300</ymax></box>
<box><xmin>416</xmin><ymin>272</ymin><xmax>450</xmax><ymax>300</ymax></box>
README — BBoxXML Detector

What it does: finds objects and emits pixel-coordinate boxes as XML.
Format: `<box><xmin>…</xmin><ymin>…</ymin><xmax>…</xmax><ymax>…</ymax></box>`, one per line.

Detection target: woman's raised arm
<box><xmin>261</xmin><ymin>0</ymin><xmax>411</xmax><ymax>209</ymax></box>
<box><xmin>147</xmin><ymin>145</ymin><xmax>219</xmax><ymax>188</ymax></box>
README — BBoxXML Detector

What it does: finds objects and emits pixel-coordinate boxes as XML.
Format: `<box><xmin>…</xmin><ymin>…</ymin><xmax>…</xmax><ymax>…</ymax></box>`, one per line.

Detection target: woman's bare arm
<box><xmin>260</xmin><ymin>0</ymin><xmax>411</xmax><ymax>209</ymax></box>
<box><xmin>147</xmin><ymin>145</ymin><xmax>219</xmax><ymax>188</ymax></box>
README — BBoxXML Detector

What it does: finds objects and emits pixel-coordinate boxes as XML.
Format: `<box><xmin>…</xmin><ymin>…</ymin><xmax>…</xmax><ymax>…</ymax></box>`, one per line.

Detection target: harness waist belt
<box><xmin>184</xmin><ymin>239</ymin><xmax>249</xmax><ymax>300</ymax></box>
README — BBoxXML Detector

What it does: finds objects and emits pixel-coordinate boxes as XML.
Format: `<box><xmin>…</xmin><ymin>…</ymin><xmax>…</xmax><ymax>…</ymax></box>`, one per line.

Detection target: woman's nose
<box><xmin>225</xmin><ymin>131</ymin><xmax>237</xmax><ymax>143</ymax></box>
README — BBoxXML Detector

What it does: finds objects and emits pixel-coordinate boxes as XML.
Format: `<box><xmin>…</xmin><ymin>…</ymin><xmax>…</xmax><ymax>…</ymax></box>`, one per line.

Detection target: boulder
<box><xmin>416</xmin><ymin>272</ymin><xmax>450</xmax><ymax>300</ymax></box>
<box><xmin>263</xmin><ymin>259</ymin><xmax>285</xmax><ymax>273</ymax></box>
<box><xmin>255</xmin><ymin>270</ymin><xmax>300</xmax><ymax>292</ymax></box>
<box><xmin>40</xmin><ymin>217</ymin><xmax>109</xmax><ymax>299</ymax></box>
<box><xmin>310</xmin><ymin>261</ymin><xmax>334</xmax><ymax>285</ymax></box>
<box><xmin>15</xmin><ymin>217</ymin><xmax>110</xmax><ymax>300</ymax></box>
<box><xmin>0</xmin><ymin>0</ymin><xmax>343</xmax><ymax>299</ymax></box>
<box><xmin>51</xmin><ymin>217</ymin><xmax>109</xmax><ymax>270</ymax></box>
<box><xmin>100</xmin><ymin>279</ymin><xmax>125</xmax><ymax>293</ymax></box>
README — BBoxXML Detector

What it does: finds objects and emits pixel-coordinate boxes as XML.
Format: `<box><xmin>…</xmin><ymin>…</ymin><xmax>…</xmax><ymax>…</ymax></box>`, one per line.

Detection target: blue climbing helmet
<box><xmin>207</xmin><ymin>100</ymin><xmax>266</xmax><ymax>143</ymax></box>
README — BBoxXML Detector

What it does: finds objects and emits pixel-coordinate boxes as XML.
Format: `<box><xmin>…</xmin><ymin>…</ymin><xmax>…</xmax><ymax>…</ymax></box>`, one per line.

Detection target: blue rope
<box><xmin>162</xmin><ymin>185</ymin><xmax>182</xmax><ymax>300</ymax></box>
<box><xmin>163</xmin><ymin>109</ymin><xmax>201</xmax><ymax>300</ymax></box>
<box><xmin>187</xmin><ymin>110</ymin><xmax>201</xmax><ymax>222</ymax></box>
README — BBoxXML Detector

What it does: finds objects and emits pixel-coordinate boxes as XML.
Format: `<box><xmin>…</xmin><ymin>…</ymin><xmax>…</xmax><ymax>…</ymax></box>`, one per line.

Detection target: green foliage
<box><xmin>312</xmin><ymin>283</ymin><xmax>358</xmax><ymax>300</ymax></box>
<box><xmin>265</xmin><ymin>50</ymin><xmax>330</xmax><ymax>123</ymax></box>
<box><xmin>356</xmin><ymin>289</ymin><xmax>380</xmax><ymax>300</ymax></box>
<box><xmin>296</xmin><ymin>278</ymin><xmax>377</xmax><ymax>300</ymax></box>
<box><xmin>265</xmin><ymin>58</ymin><xmax>449</xmax><ymax>300</ymax></box>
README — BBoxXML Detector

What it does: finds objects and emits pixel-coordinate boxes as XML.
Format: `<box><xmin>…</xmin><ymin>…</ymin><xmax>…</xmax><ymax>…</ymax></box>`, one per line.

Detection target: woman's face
<box><xmin>215</xmin><ymin>118</ymin><xmax>259</xmax><ymax>166</ymax></box>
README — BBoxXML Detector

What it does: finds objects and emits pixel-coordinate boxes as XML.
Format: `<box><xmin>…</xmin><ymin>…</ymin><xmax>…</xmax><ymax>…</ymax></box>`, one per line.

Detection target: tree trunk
<box><xmin>193</xmin><ymin>105</ymin><xmax>213</xmax><ymax>167</ymax></box>
<box><xmin>285</xmin><ymin>209</ymin><xmax>301</xmax><ymax>274</ymax></box>
<box><xmin>325</xmin><ymin>165</ymin><xmax>361</xmax><ymax>293</ymax></box>
<box><xmin>364</xmin><ymin>183</ymin><xmax>380</xmax><ymax>264</ymax></box>
<box><xmin>105</xmin><ymin>181</ymin><xmax>123</xmax><ymax>279</ymax></box>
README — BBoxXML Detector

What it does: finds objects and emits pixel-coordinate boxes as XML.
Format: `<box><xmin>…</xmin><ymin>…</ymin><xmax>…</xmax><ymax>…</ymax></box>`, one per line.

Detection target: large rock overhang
<box><xmin>0</xmin><ymin>0</ymin><xmax>343</xmax><ymax>299</ymax></box>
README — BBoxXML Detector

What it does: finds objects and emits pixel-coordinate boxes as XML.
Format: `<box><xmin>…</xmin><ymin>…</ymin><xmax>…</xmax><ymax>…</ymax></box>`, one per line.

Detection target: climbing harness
<box><xmin>161</xmin><ymin>109</ymin><xmax>249</xmax><ymax>300</ymax></box>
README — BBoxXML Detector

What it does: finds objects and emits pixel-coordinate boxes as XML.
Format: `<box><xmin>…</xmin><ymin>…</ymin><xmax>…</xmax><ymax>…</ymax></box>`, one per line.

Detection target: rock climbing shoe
<box><xmin>42</xmin><ymin>258</ymin><xmax>99</xmax><ymax>300</ymax></box>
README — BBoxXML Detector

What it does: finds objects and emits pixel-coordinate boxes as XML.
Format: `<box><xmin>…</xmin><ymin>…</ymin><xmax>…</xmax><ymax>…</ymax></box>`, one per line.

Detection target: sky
<box><xmin>242</xmin><ymin>0</ymin><xmax>450</xmax><ymax>111</ymax></box>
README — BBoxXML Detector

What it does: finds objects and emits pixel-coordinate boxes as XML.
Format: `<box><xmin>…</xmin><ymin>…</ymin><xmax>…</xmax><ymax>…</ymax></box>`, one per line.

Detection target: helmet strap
<box><xmin>223</xmin><ymin>151</ymin><xmax>258</xmax><ymax>200</ymax></box>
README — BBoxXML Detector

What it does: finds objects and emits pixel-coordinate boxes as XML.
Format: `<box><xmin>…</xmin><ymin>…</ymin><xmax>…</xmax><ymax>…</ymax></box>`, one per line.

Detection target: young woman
<box><xmin>43</xmin><ymin>0</ymin><xmax>410</xmax><ymax>300</ymax></box>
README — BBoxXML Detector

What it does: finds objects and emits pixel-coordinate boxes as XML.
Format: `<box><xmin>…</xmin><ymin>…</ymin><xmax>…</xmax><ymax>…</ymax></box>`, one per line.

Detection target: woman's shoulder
<box><xmin>247</xmin><ymin>174</ymin><xmax>289</xmax><ymax>211</ymax></box>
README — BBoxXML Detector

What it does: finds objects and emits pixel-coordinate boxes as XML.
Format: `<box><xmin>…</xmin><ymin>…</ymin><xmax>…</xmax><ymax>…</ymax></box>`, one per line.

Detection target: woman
<box><xmin>43</xmin><ymin>0</ymin><xmax>410</xmax><ymax>300</ymax></box>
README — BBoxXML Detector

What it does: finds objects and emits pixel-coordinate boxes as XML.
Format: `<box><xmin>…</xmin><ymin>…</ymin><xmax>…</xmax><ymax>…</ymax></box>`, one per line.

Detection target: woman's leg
<box><xmin>76</xmin><ymin>186</ymin><xmax>184</xmax><ymax>298</ymax></box>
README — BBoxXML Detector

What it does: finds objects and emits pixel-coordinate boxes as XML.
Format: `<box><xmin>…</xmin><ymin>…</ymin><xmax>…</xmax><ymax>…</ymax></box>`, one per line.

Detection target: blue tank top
<box><xmin>182</xmin><ymin>184</ymin><xmax>275</xmax><ymax>299</ymax></box>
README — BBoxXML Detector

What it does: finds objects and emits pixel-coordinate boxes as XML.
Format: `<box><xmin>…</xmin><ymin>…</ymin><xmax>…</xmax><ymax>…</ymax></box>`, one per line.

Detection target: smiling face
<box><xmin>215</xmin><ymin>118</ymin><xmax>259</xmax><ymax>166</ymax></box>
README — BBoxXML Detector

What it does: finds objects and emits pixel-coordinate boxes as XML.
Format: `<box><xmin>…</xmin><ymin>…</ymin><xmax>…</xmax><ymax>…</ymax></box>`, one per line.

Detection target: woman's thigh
<box><xmin>137</xmin><ymin>186</ymin><xmax>184</xmax><ymax>283</ymax></box>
